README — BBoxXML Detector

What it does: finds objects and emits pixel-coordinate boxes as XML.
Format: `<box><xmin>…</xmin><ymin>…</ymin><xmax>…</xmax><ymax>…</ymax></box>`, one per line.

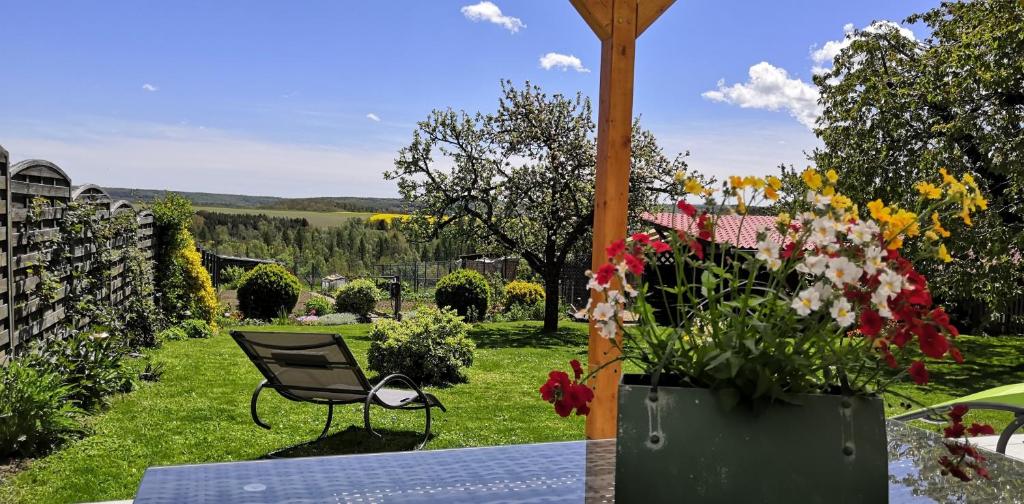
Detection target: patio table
<box><xmin>134</xmin><ymin>421</ymin><xmax>1024</xmax><ymax>503</ymax></box>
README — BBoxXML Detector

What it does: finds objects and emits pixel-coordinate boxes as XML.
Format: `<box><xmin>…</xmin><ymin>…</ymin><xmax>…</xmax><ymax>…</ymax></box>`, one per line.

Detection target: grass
<box><xmin>0</xmin><ymin>323</ymin><xmax>1021</xmax><ymax>503</ymax></box>
<box><xmin>0</xmin><ymin>322</ymin><xmax>589</xmax><ymax>504</ymax></box>
<box><xmin>195</xmin><ymin>206</ymin><xmax>375</xmax><ymax>228</ymax></box>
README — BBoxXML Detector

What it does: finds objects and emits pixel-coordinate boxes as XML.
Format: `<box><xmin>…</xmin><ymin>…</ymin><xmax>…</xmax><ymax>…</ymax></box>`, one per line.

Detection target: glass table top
<box><xmin>134</xmin><ymin>421</ymin><xmax>1024</xmax><ymax>503</ymax></box>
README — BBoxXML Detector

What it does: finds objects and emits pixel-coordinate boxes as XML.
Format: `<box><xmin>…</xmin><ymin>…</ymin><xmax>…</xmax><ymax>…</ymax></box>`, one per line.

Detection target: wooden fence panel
<box><xmin>0</xmin><ymin>146</ymin><xmax>10</xmax><ymax>360</ymax></box>
<box><xmin>70</xmin><ymin>184</ymin><xmax>112</xmax><ymax>329</ymax></box>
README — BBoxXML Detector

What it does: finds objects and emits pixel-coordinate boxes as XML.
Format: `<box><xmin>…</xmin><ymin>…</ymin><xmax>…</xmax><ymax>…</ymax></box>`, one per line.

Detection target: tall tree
<box><xmin>387</xmin><ymin>81</ymin><xmax>686</xmax><ymax>332</ymax></box>
<box><xmin>812</xmin><ymin>0</ymin><xmax>1024</xmax><ymax>325</ymax></box>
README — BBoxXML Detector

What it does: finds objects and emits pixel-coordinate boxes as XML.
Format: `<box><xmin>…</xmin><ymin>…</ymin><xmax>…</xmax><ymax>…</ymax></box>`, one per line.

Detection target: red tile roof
<box><xmin>642</xmin><ymin>212</ymin><xmax>782</xmax><ymax>250</ymax></box>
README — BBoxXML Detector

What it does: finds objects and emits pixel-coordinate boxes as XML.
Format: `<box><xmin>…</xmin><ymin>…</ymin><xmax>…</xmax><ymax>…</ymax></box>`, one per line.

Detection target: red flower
<box><xmin>908</xmin><ymin>361</ymin><xmax>929</xmax><ymax>385</ymax></box>
<box><xmin>884</xmin><ymin>351</ymin><xmax>898</xmax><ymax>369</ymax></box>
<box><xmin>539</xmin><ymin>371</ymin><xmax>569</xmax><ymax>402</ymax></box>
<box><xmin>967</xmin><ymin>423</ymin><xmax>995</xmax><ymax>437</ymax></box>
<box><xmin>689</xmin><ymin>240</ymin><xmax>704</xmax><ymax>260</ymax></box>
<box><xmin>916</xmin><ymin>324</ymin><xmax>949</xmax><ymax>359</ymax></box>
<box><xmin>570</xmin><ymin>359</ymin><xmax>584</xmax><ymax>381</ymax></box>
<box><xmin>594</xmin><ymin>263</ymin><xmax>617</xmax><ymax>286</ymax></box>
<box><xmin>677</xmin><ymin>200</ymin><xmax>697</xmax><ymax>217</ymax></box>
<box><xmin>949</xmin><ymin>404</ymin><xmax>969</xmax><ymax>422</ymax></box>
<box><xmin>781</xmin><ymin>241</ymin><xmax>799</xmax><ymax>259</ymax></box>
<box><xmin>930</xmin><ymin>307</ymin><xmax>959</xmax><ymax>337</ymax></box>
<box><xmin>859</xmin><ymin>308</ymin><xmax>882</xmax><ymax>337</ymax></box>
<box><xmin>651</xmin><ymin>240</ymin><xmax>671</xmax><ymax>254</ymax></box>
<box><xmin>944</xmin><ymin>422</ymin><xmax>966</xmax><ymax>439</ymax></box>
<box><xmin>630</xmin><ymin>233</ymin><xmax>651</xmax><ymax>245</ymax></box>
<box><xmin>950</xmin><ymin>347</ymin><xmax>964</xmax><ymax>364</ymax></box>
<box><xmin>624</xmin><ymin>253</ymin><xmax>646</xmax><ymax>276</ymax></box>
<box><xmin>605</xmin><ymin>239</ymin><xmax>626</xmax><ymax>260</ymax></box>
<box><xmin>696</xmin><ymin>213</ymin><xmax>712</xmax><ymax>240</ymax></box>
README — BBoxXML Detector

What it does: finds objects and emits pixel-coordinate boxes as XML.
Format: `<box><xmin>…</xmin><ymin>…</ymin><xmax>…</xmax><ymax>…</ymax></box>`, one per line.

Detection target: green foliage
<box><xmin>0</xmin><ymin>361</ymin><xmax>81</xmax><ymax>458</ymax></box>
<box><xmin>435</xmin><ymin>269</ymin><xmax>491</xmax><ymax>322</ymax></box>
<box><xmin>236</xmin><ymin>263</ymin><xmax>301</xmax><ymax>320</ymax></box>
<box><xmin>503</xmin><ymin>280</ymin><xmax>545</xmax><ymax>310</ymax></box>
<box><xmin>334</xmin><ymin>279</ymin><xmax>385</xmax><ymax>319</ymax></box>
<box><xmin>387</xmin><ymin>80</ymin><xmax>688</xmax><ymax>331</ymax></box>
<box><xmin>120</xmin><ymin>247</ymin><xmax>162</xmax><ymax>348</ymax></box>
<box><xmin>304</xmin><ymin>295</ymin><xmax>334</xmax><ymax>316</ymax></box>
<box><xmin>493</xmin><ymin>301</ymin><xmax>546</xmax><ymax>323</ymax></box>
<box><xmin>367</xmin><ymin>306</ymin><xmax>475</xmax><ymax>385</ymax></box>
<box><xmin>811</xmin><ymin>1</ymin><xmax>1024</xmax><ymax>328</ymax></box>
<box><xmin>153</xmin><ymin>193</ymin><xmax>218</xmax><ymax>325</ymax></box>
<box><xmin>157</xmin><ymin>326</ymin><xmax>188</xmax><ymax>342</ymax></box>
<box><xmin>179</xmin><ymin>319</ymin><xmax>214</xmax><ymax>339</ymax></box>
<box><xmin>219</xmin><ymin>265</ymin><xmax>247</xmax><ymax>289</ymax></box>
<box><xmin>25</xmin><ymin>331</ymin><xmax>132</xmax><ymax>411</ymax></box>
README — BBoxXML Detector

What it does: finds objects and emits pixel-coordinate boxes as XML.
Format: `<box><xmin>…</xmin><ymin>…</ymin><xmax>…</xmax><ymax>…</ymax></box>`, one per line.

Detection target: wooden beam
<box><xmin>585</xmin><ymin>0</ymin><xmax>638</xmax><ymax>441</ymax></box>
<box><xmin>569</xmin><ymin>0</ymin><xmax>613</xmax><ymax>40</ymax></box>
<box><xmin>637</xmin><ymin>0</ymin><xmax>675</xmax><ymax>37</ymax></box>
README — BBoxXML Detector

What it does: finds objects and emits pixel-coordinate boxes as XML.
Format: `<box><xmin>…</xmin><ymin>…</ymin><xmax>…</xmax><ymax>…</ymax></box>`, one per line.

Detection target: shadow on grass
<box><xmin>921</xmin><ymin>336</ymin><xmax>1024</xmax><ymax>396</ymax></box>
<box><xmin>263</xmin><ymin>426</ymin><xmax>428</xmax><ymax>459</ymax></box>
<box><xmin>468</xmin><ymin>322</ymin><xmax>588</xmax><ymax>349</ymax></box>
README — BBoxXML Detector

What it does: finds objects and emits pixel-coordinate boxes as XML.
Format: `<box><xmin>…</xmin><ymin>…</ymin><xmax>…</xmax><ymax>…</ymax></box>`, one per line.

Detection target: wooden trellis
<box><xmin>0</xmin><ymin>148</ymin><xmax>156</xmax><ymax>360</ymax></box>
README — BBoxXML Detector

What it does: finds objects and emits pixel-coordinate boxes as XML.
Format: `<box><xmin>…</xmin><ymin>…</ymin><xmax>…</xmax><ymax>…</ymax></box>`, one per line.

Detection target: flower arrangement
<box><xmin>541</xmin><ymin>166</ymin><xmax>993</xmax><ymax>480</ymax></box>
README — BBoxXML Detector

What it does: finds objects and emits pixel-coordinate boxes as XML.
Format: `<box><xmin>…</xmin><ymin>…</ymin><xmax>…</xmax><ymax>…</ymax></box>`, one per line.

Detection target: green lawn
<box><xmin>195</xmin><ymin>206</ymin><xmax>375</xmax><ymax>228</ymax></box>
<box><xmin>0</xmin><ymin>323</ymin><xmax>1021</xmax><ymax>503</ymax></box>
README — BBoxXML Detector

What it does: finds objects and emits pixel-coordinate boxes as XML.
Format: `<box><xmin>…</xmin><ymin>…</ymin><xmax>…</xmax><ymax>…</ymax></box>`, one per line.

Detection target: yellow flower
<box><xmin>801</xmin><ymin>167</ymin><xmax>822</xmax><ymax>190</ymax></box>
<box><xmin>778</xmin><ymin>212</ymin><xmax>791</xmax><ymax>225</ymax></box>
<box><xmin>925</xmin><ymin>230</ymin><xmax>939</xmax><ymax>241</ymax></box>
<box><xmin>736</xmin><ymin>197</ymin><xmax>747</xmax><ymax>214</ymax></box>
<box><xmin>683</xmin><ymin>177</ymin><xmax>704</xmax><ymax>195</ymax></box>
<box><xmin>962</xmin><ymin>173</ymin><xmax>979</xmax><ymax>191</ymax></box>
<box><xmin>673</xmin><ymin>170</ymin><xmax>687</xmax><ymax>182</ymax></box>
<box><xmin>937</xmin><ymin>243</ymin><xmax>953</xmax><ymax>263</ymax></box>
<box><xmin>825</xmin><ymin>169</ymin><xmax>839</xmax><ymax>184</ymax></box>
<box><xmin>974</xmin><ymin>194</ymin><xmax>988</xmax><ymax>210</ymax></box>
<box><xmin>730</xmin><ymin>175</ymin><xmax>745</xmax><ymax>189</ymax></box>
<box><xmin>867</xmin><ymin>199</ymin><xmax>891</xmax><ymax>222</ymax></box>
<box><xmin>831</xmin><ymin>194</ymin><xmax>852</xmax><ymax>210</ymax></box>
<box><xmin>931</xmin><ymin>212</ymin><xmax>950</xmax><ymax>238</ymax></box>
<box><xmin>764</xmin><ymin>186</ymin><xmax>779</xmax><ymax>201</ymax></box>
<box><xmin>960</xmin><ymin>205</ymin><xmax>973</xmax><ymax>226</ymax></box>
<box><xmin>887</xmin><ymin>236</ymin><xmax>904</xmax><ymax>250</ymax></box>
<box><xmin>822</xmin><ymin>185</ymin><xmax>836</xmax><ymax>197</ymax></box>
<box><xmin>767</xmin><ymin>175</ymin><xmax>782</xmax><ymax>190</ymax></box>
<box><xmin>939</xmin><ymin>167</ymin><xmax>958</xmax><ymax>186</ymax></box>
<box><xmin>915</xmin><ymin>181</ymin><xmax>942</xmax><ymax>200</ymax></box>
<box><xmin>743</xmin><ymin>176</ymin><xmax>766</xmax><ymax>190</ymax></box>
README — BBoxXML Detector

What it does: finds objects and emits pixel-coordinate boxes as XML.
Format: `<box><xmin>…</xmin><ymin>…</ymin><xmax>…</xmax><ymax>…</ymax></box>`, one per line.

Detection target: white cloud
<box><xmin>811</xmin><ymin>21</ymin><xmax>915</xmax><ymax>73</ymax></box>
<box><xmin>0</xmin><ymin>121</ymin><xmax>399</xmax><ymax>197</ymax></box>
<box><xmin>702</xmin><ymin>62</ymin><xmax>821</xmax><ymax>129</ymax></box>
<box><xmin>366</xmin><ymin>113</ymin><xmax>381</xmax><ymax>122</ymax></box>
<box><xmin>460</xmin><ymin>2</ymin><xmax>524</xmax><ymax>33</ymax></box>
<box><xmin>539</xmin><ymin>52</ymin><xmax>589</xmax><ymax>73</ymax></box>
<box><xmin>142</xmin><ymin>83</ymin><xmax>159</xmax><ymax>92</ymax></box>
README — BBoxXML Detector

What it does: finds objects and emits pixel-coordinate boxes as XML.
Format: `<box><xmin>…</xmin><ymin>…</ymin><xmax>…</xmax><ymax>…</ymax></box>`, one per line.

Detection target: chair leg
<box><xmin>363</xmin><ymin>399</ymin><xmax>381</xmax><ymax>439</ymax></box>
<box><xmin>251</xmin><ymin>380</ymin><xmax>271</xmax><ymax>430</ymax></box>
<box><xmin>318</xmin><ymin>403</ymin><xmax>334</xmax><ymax>441</ymax></box>
<box><xmin>417</xmin><ymin>404</ymin><xmax>432</xmax><ymax>450</ymax></box>
<box><xmin>996</xmin><ymin>415</ymin><xmax>1024</xmax><ymax>454</ymax></box>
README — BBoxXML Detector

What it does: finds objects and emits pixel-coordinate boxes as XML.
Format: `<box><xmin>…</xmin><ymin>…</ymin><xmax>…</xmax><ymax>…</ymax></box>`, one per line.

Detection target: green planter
<box><xmin>616</xmin><ymin>374</ymin><xmax>888</xmax><ymax>503</ymax></box>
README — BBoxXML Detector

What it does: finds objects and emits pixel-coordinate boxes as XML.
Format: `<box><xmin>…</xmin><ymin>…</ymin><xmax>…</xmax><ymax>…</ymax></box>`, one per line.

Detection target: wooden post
<box><xmin>571</xmin><ymin>0</ymin><xmax>675</xmax><ymax>440</ymax></box>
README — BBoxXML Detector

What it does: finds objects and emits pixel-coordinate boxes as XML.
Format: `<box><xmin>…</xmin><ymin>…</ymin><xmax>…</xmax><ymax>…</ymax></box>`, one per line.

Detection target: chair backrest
<box><xmin>231</xmin><ymin>331</ymin><xmax>373</xmax><ymax>404</ymax></box>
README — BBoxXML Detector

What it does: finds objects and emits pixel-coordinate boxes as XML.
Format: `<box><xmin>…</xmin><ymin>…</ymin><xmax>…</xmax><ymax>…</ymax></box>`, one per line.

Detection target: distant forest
<box><xmin>104</xmin><ymin>187</ymin><xmax>410</xmax><ymax>213</ymax></box>
<box><xmin>191</xmin><ymin>211</ymin><xmax>473</xmax><ymax>284</ymax></box>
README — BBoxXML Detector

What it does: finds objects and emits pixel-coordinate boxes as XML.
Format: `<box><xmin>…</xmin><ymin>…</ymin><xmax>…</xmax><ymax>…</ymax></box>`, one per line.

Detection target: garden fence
<box><xmin>196</xmin><ymin>245</ymin><xmax>280</xmax><ymax>289</ymax></box>
<box><xmin>0</xmin><ymin>145</ymin><xmax>155</xmax><ymax>360</ymax></box>
<box><xmin>370</xmin><ymin>259</ymin><xmax>461</xmax><ymax>292</ymax></box>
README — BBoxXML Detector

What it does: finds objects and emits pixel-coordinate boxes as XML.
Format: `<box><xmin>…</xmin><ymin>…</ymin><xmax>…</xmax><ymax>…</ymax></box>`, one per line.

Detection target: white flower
<box><xmin>596</xmin><ymin>319</ymin><xmax>617</xmax><ymax>339</ymax></box>
<box><xmin>847</xmin><ymin>220</ymin><xmax>880</xmax><ymax>245</ymax></box>
<box><xmin>755</xmin><ymin>238</ymin><xmax>779</xmax><ymax>262</ymax></box>
<box><xmin>871</xmin><ymin>289</ymin><xmax>893</xmax><ymax>318</ymax></box>
<box><xmin>586</xmin><ymin>277</ymin><xmax>606</xmax><ymax>293</ymax></box>
<box><xmin>863</xmin><ymin>246</ymin><xmax>885</xmax><ymax>274</ymax></box>
<box><xmin>876</xmin><ymin>269</ymin><xmax>904</xmax><ymax>298</ymax></box>
<box><xmin>806</xmin><ymin>190</ymin><xmax>832</xmax><ymax>210</ymax></box>
<box><xmin>812</xmin><ymin>280</ymin><xmax>834</xmax><ymax>299</ymax></box>
<box><xmin>829</xmin><ymin>298</ymin><xmax>856</xmax><ymax>327</ymax></box>
<box><xmin>767</xmin><ymin>257</ymin><xmax>783</xmax><ymax>271</ymax></box>
<box><xmin>606</xmin><ymin>290</ymin><xmax>626</xmax><ymax>305</ymax></box>
<box><xmin>809</xmin><ymin>217</ymin><xmax>837</xmax><ymax>247</ymax></box>
<box><xmin>592</xmin><ymin>301</ymin><xmax>615</xmax><ymax>322</ymax></box>
<box><xmin>797</xmin><ymin>254</ymin><xmax>828</xmax><ymax>275</ymax></box>
<box><xmin>791</xmin><ymin>287</ymin><xmax>822</xmax><ymax>316</ymax></box>
<box><xmin>825</xmin><ymin>256</ymin><xmax>863</xmax><ymax>287</ymax></box>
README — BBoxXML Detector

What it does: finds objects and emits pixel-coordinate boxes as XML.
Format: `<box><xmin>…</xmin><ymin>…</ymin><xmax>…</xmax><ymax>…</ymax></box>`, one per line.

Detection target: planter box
<box><xmin>616</xmin><ymin>374</ymin><xmax>888</xmax><ymax>503</ymax></box>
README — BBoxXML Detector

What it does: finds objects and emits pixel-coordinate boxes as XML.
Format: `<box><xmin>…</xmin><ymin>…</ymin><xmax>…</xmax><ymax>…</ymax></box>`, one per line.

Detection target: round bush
<box><xmin>305</xmin><ymin>296</ymin><xmax>334</xmax><ymax>316</ymax></box>
<box><xmin>237</xmin><ymin>264</ymin><xmax>301</xmax><ymax>320</ymax></box>
<box><xmin>367</xmin><ymin>306</ymin><xmax>475</xmax><ymax>385</ymax></box>
<box><xmin>180</xmin><ymin>319</ymin><xmax>215</xmax><ymax>339</ymax></box>
<box><xmin>334</xmin><ymin>279</ymin><xmax>385</xmax><ymax>319</ymax></box>
<box><xmin>434</xmin><ymin>269</ymin><xmax>491</xmax><ymax>322</ymax></box>
<box><xmin>503</xmin><ymin>280</ymin><xmax>545</xmax><ymax>310</ymax></box>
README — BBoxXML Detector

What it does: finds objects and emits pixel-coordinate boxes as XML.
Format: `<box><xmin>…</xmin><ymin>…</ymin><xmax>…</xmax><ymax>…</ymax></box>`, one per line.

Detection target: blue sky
<box><xmin>0</xmin><ymin>1</ymin><xmax>937</xmax><ymax>198</ymax></box>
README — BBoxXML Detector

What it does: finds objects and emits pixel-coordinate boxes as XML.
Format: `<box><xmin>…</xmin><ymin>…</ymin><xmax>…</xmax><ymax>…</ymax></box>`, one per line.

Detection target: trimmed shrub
<box><xmin>305</xmin><ymin>295</ymin><xmax>334</xmax><ymax>316</ymax></box>
<box><xmin>434</xmin><ymin>269</ymin><xmax>491</xmax><ymax>322</ymax></box>
<box><xmin>180</xmin><ymin>319</ymin><xmax>215</xmax><ymax>339</ymax></box>
<box><xmin>237</xmin><ymin>264</ymin><xmax>301</xmax><ymax>320</ymax></box>
<box><xmin>0</xmin><ymin>361</ymin><xmax>81</xmax><ymax>458</ymax></box>
<box><xmin>503</xmin><ymin>280</ymin><xmax>545</xmax><ymax>309</ymax></box>
<box><xmin>367</xmin><ymin>306</ymin><xmax>475</xmax><ymax>385</ymax></box>
<box><xmin>335</xmin><ymin>279</ymin><xmax>385</xmax><ymax>320</ymax></box>
<box><xmin>153</xmin><ymin>193</ymin><xmax>218</xmax><ymax>325</ymax></box>
<box><xmin>158</xmin><ymin>326</ymin><xmax>188</xmax><ymax>342</ymax></box>
<box><xmin>26</xmin><ymin>331</ymin><xmax>133</xmax><ymax>411</ymax></box>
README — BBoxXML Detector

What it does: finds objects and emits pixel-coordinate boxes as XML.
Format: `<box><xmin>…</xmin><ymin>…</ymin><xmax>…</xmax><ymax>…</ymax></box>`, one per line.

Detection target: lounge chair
<box><xmin>231</xmin><ymin>330</ymin><xmax>446</xmax><ymax>448</ymax></box>
<box><xmin>890</xmin><ymin>383</ymin><xmax>1024</xmax><ymax>454</ymax></box>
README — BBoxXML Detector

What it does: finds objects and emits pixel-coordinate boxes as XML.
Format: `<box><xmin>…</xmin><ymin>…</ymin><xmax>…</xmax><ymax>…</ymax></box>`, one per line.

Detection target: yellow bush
<box><xmin>175</xmin><ymin>232</ymin><xmax>218</xmax><ymax>327</ymax></box>
<box><xmin>503</xmin><ymin>280</ymin><xmax>545</xmax><ymax>309</ymax></box>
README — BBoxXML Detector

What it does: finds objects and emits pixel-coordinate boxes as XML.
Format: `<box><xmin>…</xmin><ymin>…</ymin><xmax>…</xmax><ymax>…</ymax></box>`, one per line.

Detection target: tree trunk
<box><xmin>543</xmin><ymin>272</ymin><xmax>561</xmax><ymax>333</ymax></box>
